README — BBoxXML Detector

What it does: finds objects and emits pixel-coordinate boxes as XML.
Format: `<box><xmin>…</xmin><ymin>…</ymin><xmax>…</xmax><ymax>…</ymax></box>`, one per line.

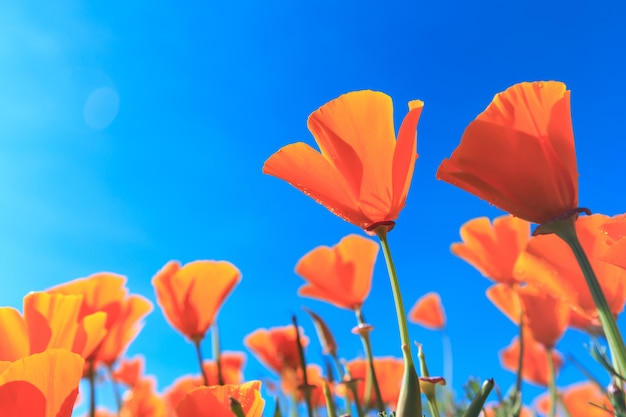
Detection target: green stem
<box><xmin>375</xmin><ymin>228</ymin><xmax>411</xmax><ymax>348</ymax></box>
<box><xmin>376</xmin><ymin>227</ymin><xmax>422</xmax><ymax>417</ymax></box>
<box><xmin>548</xmin><ymin>217</ymin><xmax>626</xmax><ymax>376</ymax></box>
<box><xmin>89</xmin><ymin>360</ymin><xmax>96</xmax><ymax>417</ymax></box>
<box><xmin>565</xmin><ymin>353</ymin><xmax>605</xmax><ymax>392</ymax></box>
<box><xmin>355</xmin><ymin>309</ymin><xmax>385</xmax><ymax>412</ymax></box>
<box><xmin>107</xmin><ymin>364</ymin><xmax>122</xmax><ymax>414</ymax></box>
<box><xmin>292</xmin><ymin>315</ymin><xmax>314</xmax><ymax>417</ymax></box>
<box><xmin>331</xmin><ymin>354</ymin><xmax>360</xmax><ymax>417</ymax></box>
<box><xmin>547</xmin><ymin>348</ymin><xmax>557</xmax><ymax>417</ymax></box>
<box><xmin>442</xmin><ymin>330</ymin><xmax>453</xmax><ymax>389</ymax></box>
<box><xmin>212</xmin><ymin>323</ymin><xmax>224</xmax><ymax>385</ymax></box>
<box><xmin>193</xmin><ymin>338</ymin><xmax>209</xmax><ymax>386</ymax></box>
<box><xmin>515</xmin><ymin>313</ymin><xmax>524</xmax><ymax>403</ymax></box>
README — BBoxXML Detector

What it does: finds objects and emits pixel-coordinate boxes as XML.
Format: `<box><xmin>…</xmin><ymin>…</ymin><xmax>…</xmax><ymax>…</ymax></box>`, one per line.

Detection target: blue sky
<box><xmin>1</xmin><ymin>0</ymin><xmax>625</xmax><ymax>414</ymax></box>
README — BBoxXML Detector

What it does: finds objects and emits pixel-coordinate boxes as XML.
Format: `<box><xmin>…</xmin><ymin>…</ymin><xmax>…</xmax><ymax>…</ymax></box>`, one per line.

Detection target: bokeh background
<box><xmin>1</xmin><ymin>0</ymin><xmax>625</xmax><ymax>414</ymax></box>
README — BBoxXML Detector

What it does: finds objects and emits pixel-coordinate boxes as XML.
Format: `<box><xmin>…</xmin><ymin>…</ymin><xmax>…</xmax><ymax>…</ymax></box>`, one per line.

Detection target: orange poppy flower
<box><xmin>175</xmin><ymin>381</ymin><xmax>265</xmax><ymax>417</ymax></box>
<box><xmin>112</xmin><ymin>356</ymin><xmax>144</xmax><ymax>388</ymax></box>
<box><xmin>163</xmin><ymin>352</ymin><xmax>246</xmax><ymax>413</ymax></box>
<box><xmin>152</xmin><ymin>260</ymin><xmax>241</xmax><ymax>341</ymax></box>
<box><xmin>437</xmin><ymin>81</ymin><xmax>578</xmax><ymax>224</ymax></box>
<box><xmin>340</xmin><ymin>357</ymin><xmax>404</xmax><ymax>409</ymax></box>
<box><xmin>263</xmin><ymin>90</ymin><xmax>424</xmax><ymax>232</ymax></box>
<box><xmin>281</xmin><ymin>364</ymin><xmax>328</xmax><ymax>409</ymax></box>
<box><xmin>48</xmin><ymin>273</ymin><xmax>153</xmax><ymax>366</ymax></box>
<box><xmin>244</xmin><ymin>325</ymin><xmax>308</xmax><ymax>375</ymax></box>
<box><xmin>601</xmin><ymin>213</ymin><xmax>626</xmax><ymax>270</ymax></box>
<box><xmin>486</xmin><ymin>283</ymin><xmax>523</xmax><ymax>323</ymax></box>
<box><xmin>514</xmin><ymin>214</ymin><xmax>626</xmax><ymax>321</ymax></box>
<box><xmin>534</xmin><ymin>381</ymin><xmax>613</xmax><ymax>417</ymax></box>
<box><xmin>296</xmin><ymin>234</ymin><xmax>379</xmax><ymax>310</ymax></box>
<box><xmin>499</xmin><ymin>335</ymin><xmax>563</xmax><ymax>387</ymax></box>
<box><xmin>517</xmin><ymin>286</ymin><xmax>570</xmax><ymax>349</ymax></box>
<box><xmin>0</xmin><ymin>349</ymin><xmax>84</xmax><ymax>417</ymax></box>
<box><xmin>119</xmin><ymin>376</ymin><xmax>166</xmax><ymax>417</ymax></box>
<box><xmin>408</xmin><ymin>292</ymin><xmax>446</xmax><ymax>330</ymax></box>
<box><xmin>0</xmin><ymin>292</ymin><xmax>107</xmax><ymax>361</ymax></box>
<box><xmin>452</xmin><ymin>215</ymin><xmax>531</xmax><ymax>285</ymax></box>
<box><xmin>483</xmin><ymin>404</ymin><xmax>533</xmax><ymax>417</ymax></box>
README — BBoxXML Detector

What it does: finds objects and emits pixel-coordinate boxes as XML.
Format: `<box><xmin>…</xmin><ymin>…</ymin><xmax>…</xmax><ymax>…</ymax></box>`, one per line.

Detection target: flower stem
<box><xmin>107</xmin><ymin>364</ymin><xmax>122</xmax><ymax>414</ymax></box>
<box><xmin>212</xmin><ymin>322</ymin><xmax>224</xmax><ymax>385</ymax></box>
<box><xmin>193</xmin><ymin>338</ymin><xmax>209</xmax><ymax>386</ymax></box>
<box><xmin>515</xmin><ymin>314</ymin><xmax>524</xmax><ymax>400</ymax></box>
<box><xmin>88</xmin><ymin>360</ymin><xmax>96</xmax><ymax>417</ymax></box>
<box><xmin>355</xmin><ymin>309</ymin><xmax>385</xmax><ymax>412</ymax></box>
<box><xmin>546</xmin><ymin>217</ymin><xmax>626</xmax><ymax>377</ymax></box>
<box><xmin>375</xmin><ymin>228</ymin><xmax>412</xmax><ymax>348</ymax></box>
<box><xmin>292</xmin><ymin>315</ymin><xmax>314</xmax><ymax>417</ymax></box>
<box><xmin>334</xmin><ymin>356</ymin><xmax>363</xmax><ymax>417</ymax></box>
<box><xmin>442</xmin><ymin>330</ymin><xmax>453</xmax><ymax>389</ymax></box>
<box><xmin>547</xmin><ymin>348</ymin><xmax>557</xmax><ymax>417</ymax></box>
<box><xmin>375</xmin><ymin>227</ymin><xmax>422</xmax><ymax>417</ymax></box>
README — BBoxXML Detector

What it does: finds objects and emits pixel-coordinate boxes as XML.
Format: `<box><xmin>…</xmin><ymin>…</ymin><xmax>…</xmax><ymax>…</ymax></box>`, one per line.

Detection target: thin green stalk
<box><xmin>546</xmin><ymin>217</ymin><xmax>626</xmax><ymax>376</ymax></box>
<box><xmin>355</xmin><ymin>309</ymin><xmax>385</xmax><ymax>412</ymax></box>
<box><xmin>515</xmin><ymin>313</ymin><xmax>524</xmax><ymax>404</ymax></box>
<box><xmin>565</xmin><ymin>353</ymin><xmax>605</xmax><ymax>392</ymax></box>
<box><xmin>292</xmin><ymin>315</ymin><xmax>314</xmax><ymax>417</ymax></box>
<box><xmin>335</xmin><ymin>357</ymin><xmax>364</xmax><ymax>417</ymax></box>
<box><xmin>322</xmin><ymin>380</ymin><xmax>338</xmax><ymax>417</ymax></box>
<box><xmin>193</xmin><ymin>338</ymin><xmax>209</xmax><ymax>386</ymax></box>
<box><xmin>375</xmin><ymin>228</ymin><xmax>411</xmax><ymax>348</ymax></box>
<box><xmin>212</xmin><ymin>323</ymin><xmax>224</xmax><ymax>385</ymax></box>
<box><xmin>88</xmin><ymin>360</ymin><xmax>96</xmax><ymax>417</ymax></box>
<box><xmin>417</xmin><ymin>344</ymin><xmax>441</xmax><ymax>417</ymax></box>
<box><xmin>442</xmin><ymin>330</ymin><xmax>453</xmax><ymax>389</ymax></box>
<box><xmin>331</xmin><ymin>354</ymin><xmax>361</xmax><ymax>417</ymax></box>
<box><xmin>107</xmin><ymin>364</ymin><xmax>122</xmax><ymax>414</ymax></box>
<box><xmin>375</xmin><ymin>227</ymin><xmax>422</xmax><ymax>417</ymax></box>
<box><xmin>547</xmin><ymin>348</ymin><xmax>557</xmax><ymax>417</ymax></box>
<box><xmin>557</xmin><ymin>395</ymin><xmax>574</xmax><ymax>417</ymax></box>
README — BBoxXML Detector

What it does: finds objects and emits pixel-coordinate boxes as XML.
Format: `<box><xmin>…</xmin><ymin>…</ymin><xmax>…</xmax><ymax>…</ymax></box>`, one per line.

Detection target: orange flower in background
<box><xmin>296</xmin><ymin>234</ymin><xmax>379</xmax><ymax>310</ymax></box>
<box><xmin>0</xmin><ymin>349</ymin><xmax>84</xmax><ymax>417</ymax></box>
<box><xmin>48</xmin><ymin>273</ymin><xmax>153</xmax><ymax>365</ymax></box>
<box><xmin>112</xmin><ymin>356</ymin><xmax>144</xmax><ymax>388</ymax></box>
<box><xmin>534</xmin><ymin>381</ymin><xmax>613</xmax><ymax>417</ymax></box>
<box><xmin>500</xmin><ymin>335</ymin><xmax>563</xmax><ymax>387</ymax></box>
<box><xmin>175</xmin><ymin>381</ymin><xmax>264</xmax><ymax>417</ymax></box>
<box><xmin>452</xmin><ymin>215</ymin><xmax>531</xmax><ymax>284</ymax></box>
<box><xmin>486</xmin><ymin>283</ymin><xmax>523</xmax><ymax>323</ymax></box>
<box><xmin>163</xmin><ymin>352</ymin><xmax>246</xmax><ymax>414</ymax></box>
<box><xmin>517</xmin><ymin>286</ymin><xmax>570</xmax><ymax>349</ymax></box>
<box><xmin>438</xmin><ymin>81</ymin><xmax>578</xmax><ymax>224</ymax></box>
<box><xmin>483</xmin><ymin>404</ymin><xmax>534</xmax><ymax>417</ymax></box>
<box><xmin>244</xmin><ymin>326</ymin><xmax>308</xmax><ymax>375</ymax></box>
<box><xmin>119</xmin><ymin>377</ymin><xmax>166</xmax><ymax>417</ymax></box>
<box><xmin>340</xmin><ymin>357</ymin><xmax>403</xmax><ymax>408</ymax></box>
<box><xmin>281</xmin><ymin>364</ymin><xmax>328</xmax><ymax>409</ymax></box>
<box><xmin>0</xmin><ymin>292</ymin><xmax>107</xmax><ymax>361</ymax></box>
<box><xmin>601</xmin><ymin>213</ymin><xmax>626</xmax><ymax>270</ymax></box>
<box><xmin>263</xmin><ymin>90</ymin><xmax>424</xmax><ymax>232</ymax></box>
<box><xmin>152</xmin><ymin>260</ymin><xmax>241</xmax><ymax>341</ymax></box>
<box><xmin>408</xmin><ymin>292</ymin><xmax>446</xmax><ymax>330</ymax></box>
<box><xmin>514</xmin><ymin>214</ymin><xmax>626</xmax><ymax>321</ymax></box>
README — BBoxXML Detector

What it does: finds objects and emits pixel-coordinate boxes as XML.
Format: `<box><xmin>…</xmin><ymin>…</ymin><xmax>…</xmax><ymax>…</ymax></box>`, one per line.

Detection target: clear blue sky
<box><xmin>1</xmin><ymin>0</ymin><xmax>625</xmax><ymax>414</ymax></box>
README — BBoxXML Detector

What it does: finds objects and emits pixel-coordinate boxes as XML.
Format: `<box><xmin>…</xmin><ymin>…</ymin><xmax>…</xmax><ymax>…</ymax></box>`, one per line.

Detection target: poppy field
<box><xmin>2</xmin><ymin>81</ymin><xmax>626</xmax><ymax>417</ymax></box>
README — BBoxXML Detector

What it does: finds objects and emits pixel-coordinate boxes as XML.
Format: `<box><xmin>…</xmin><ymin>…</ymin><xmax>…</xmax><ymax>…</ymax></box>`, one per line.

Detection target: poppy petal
<box><xmin>0</xmin><ymin>349</ymin><xmax>84</xmax><ymax>417</ymax></box>
<box><xmin>263</xmin><ymin>142</ymin><xmax>367</xmax><ymax>226</ymax></box>
<box><xmin>392</xmin><ymin>100</ymin><xmax>423</xmax><ymax>211</ymax></box>
<box><xmin>0</xmin><ymin>308</ymin><xmax>29</xmax><ymax>361</ymax></box>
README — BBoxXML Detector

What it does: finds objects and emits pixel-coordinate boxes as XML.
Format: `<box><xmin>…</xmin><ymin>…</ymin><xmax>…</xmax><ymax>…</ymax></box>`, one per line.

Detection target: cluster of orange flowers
<box><xmin>1</xmin><ymin>81</ymin><xmax>625</xmax><ymax>417</ymax></box>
